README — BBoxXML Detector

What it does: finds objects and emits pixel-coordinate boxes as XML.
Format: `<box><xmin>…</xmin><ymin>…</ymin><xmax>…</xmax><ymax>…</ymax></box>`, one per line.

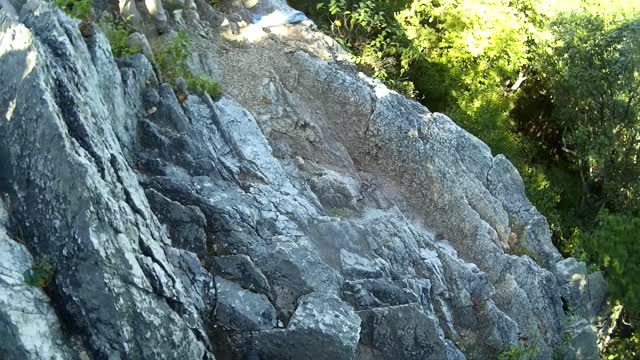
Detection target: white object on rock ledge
<box><xmin>252</xmin><ymin>9</ymin><xmax>308</xmax><ymax>28</ymax></box>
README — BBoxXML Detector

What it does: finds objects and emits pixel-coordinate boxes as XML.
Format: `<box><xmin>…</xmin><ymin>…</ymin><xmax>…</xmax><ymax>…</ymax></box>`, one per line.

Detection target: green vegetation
<box><xmin>55</xmin><ymin>0</ymin><xmax>91</xmax><ymax>19</ymax></box>
<box><xmin>98</xmin><ymin>18</ymin><xmax>140</xmax><ymax>57</ymax></box>
<box><xmin>497</xmin><ymin>343</ymin><xmax>539</xmax><ymax>360</ymax></box>
<box><xmin>155</xmin><ymin>31</ymin><xmax>192</xmax><ymax>83</ymax></box>
<box><xmin>497</xmin><ymin>330</ymin><xmax>539</xmax><ymax>359</ymax></box>
<box><xmin>553</xmin><ymin>310</ymin><xmax>577</xmax><ymax>359</ymax></box>
<box><xmin>604</xmin><ymin>323</ymin><xmax>640</xmax><ymax>359</ymax></box>
<box><xmin>24</xmin><ymin>255</ymin><xmax>54</xmax><ymax>288</ymax></box>
<box><xmin>186</xmin><ymin>73</ymin><xmax>223</xmax><ymax>100</ymax></box>
<box><xmin>154</xmin><ymin>32</ymin><xmax>223</xmax><ymax>100</ymax></box>
<box><xmin>328</xmin><ymin>207</ymin><xmax>351</xmax><ymax>219</ymax></box>
<box><xmin>576</xmin><ymin>213</ymin><xmax>640</xmax><ymax>315</ymax></box>
<box><xmin>292</xmin><ymin>0</ymin><xmax>640</xmax><ymax>357</ymax></box>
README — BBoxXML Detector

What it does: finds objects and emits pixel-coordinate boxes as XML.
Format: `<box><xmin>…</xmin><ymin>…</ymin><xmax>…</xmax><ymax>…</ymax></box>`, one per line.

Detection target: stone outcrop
<box><xmin>0</xmin><ymin>0</ymin><xmax>605</xmax><ymax>359</ymax></box>
<box><xmin>0</xmin><ymin>196</ymin><xmax>76</xmax><ymax>359</ymax></box>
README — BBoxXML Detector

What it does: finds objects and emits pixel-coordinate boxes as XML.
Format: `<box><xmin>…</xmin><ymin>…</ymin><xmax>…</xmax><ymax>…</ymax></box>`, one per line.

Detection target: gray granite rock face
<box><xmin>0</xmin><ymin>197</ymin><xmax>75</xmax><ymax>360</ymax></box>
<box><xmin>229</xmin><ymin>292</ymin><xmax>362</xmax><ymax>360</ymax></box>
<box><xmin>146</xmin><ymin>188</ymin><xmax>208</xmax><ymax>256</ymax></box>
<box><xmin>358</xmin><ymin>303</ymin><xmax>465</xmax><ymax>360</ymax></box>
<box><xmin>556</xmin><ymin>258</ymin><xmax>608</xmax><ymax>321</ymax></box>
<box><xmin>565</xmin><ymin>319</ymin><xmax>600</xmax><ymax>360</ymax></box>
<box><xmin>221</xmin><ymin>45</ymin><xmax>600</xmax><ymax>358</ymax></box>
<box><xmin>210</xmin><ymin>255</ymin><xmax>272</xmax><ymax>295</ymax></box>
<box><xmin>0</xmin><ymin>7</ymin><xmax>213</xmax><ymax>359</ymax></box>
<box><xmin>0</xmin><ymin>1</ymin><xmax>603</xmax><ymax>359</ymax></box>
<box><xmin>215</xmin><ymin>276</ymin><xmax>277</xmax><ymax>331</ymax></box>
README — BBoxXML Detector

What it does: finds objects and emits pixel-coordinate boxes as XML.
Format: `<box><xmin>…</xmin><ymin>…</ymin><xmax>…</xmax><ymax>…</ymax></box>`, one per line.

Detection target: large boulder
<box><xmin>358</xmin><ymin>304</ymin><xmax>465</xmax><ymax>360</ymax></box>
<box><xmin>231</xmin><ymin>292</ymin><xmax>362</xmax><ymax>359</ymax></box>
<box><xmin>556</xmin><ymin>258</ymin><xmax>608</xmax><ymax>321</ymax></box>
<box><xmin>215</xmin><ymin>276</ymin><xmax>277</xmax><ymax>331</ymax></box>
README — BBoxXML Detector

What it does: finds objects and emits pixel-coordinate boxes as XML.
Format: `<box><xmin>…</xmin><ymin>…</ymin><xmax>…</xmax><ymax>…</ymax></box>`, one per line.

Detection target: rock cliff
<box><xmin>0</xmin><ymin>0</ymin><xmax>606</xmax><ymax>359</ymax></box>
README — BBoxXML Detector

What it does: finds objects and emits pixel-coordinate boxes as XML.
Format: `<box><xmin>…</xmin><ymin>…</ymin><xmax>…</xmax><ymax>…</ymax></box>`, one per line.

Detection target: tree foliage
<box><xmin>544</xmin><ymin>16</ymin><xmax>640</xmax><ymax>213</ymax></box>
<box><xmin>577</xmin><ymin>212</ymin><xmax>640</xmax><ymax>314</ymax></box>
<box><xmin>576</xmin><ymin>212</ymin><xmax>640</xmax><ymax>359</ymax></box>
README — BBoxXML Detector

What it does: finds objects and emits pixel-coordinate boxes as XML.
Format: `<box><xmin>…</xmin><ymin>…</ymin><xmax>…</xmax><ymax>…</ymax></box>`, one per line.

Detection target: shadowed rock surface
<box><xmin>0</xmin><ymin>1</ymin><xmax>605</xmax><ymax>359</ymax></box>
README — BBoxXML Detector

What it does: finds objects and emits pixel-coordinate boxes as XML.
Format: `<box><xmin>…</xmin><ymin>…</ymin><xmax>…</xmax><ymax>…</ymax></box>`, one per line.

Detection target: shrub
<box><xmin>55</xmin><ymin>0</ymin><xmax>92</xmax><ymax>19</ymax></box>
<box><xmin>537</xmin><ymin>16</ymin><xmax>640</xmax><ymax>215</ymax></box>
<box><xmin>604</xmin><ymin>328</ymin><xmax>639</xmax><ymax>360</ymax></box>
<box><xmin>186</xmin><ymin>75</ymin><xmax>223</xmax><ymax>100</ymax></box>
<box><xmin>497</xmin><ymin>343</ymin><xmax>538</xmax><ymax>360</ymax></box>
<box><xmin>577</xmin><ymin>212</ymin><xmax>640</xmax><ymax>315</ymax></box>
<box><xmin>154</xmin><ymin>31</ymin><xmax>191</xmax><ymax>84</ymax></box>
<box><xmin>24</xmin><ymin>255</ymin><xmax>54</xmax><ymax>288</ymax></box>
<box><xmin>328</xmin><ymin>207</ymin><xmax>350</xmax><ymax>219</ymax></box>
<box><xmin>98</xmin><ymin>18</ymin><xmax>141</xmax><ymax>58</ymax></box>
<box><xmin>573</xmin><ymin>212</ymin><xmax>640</xmax><ymax>358</ymax></box>
<box><xmin>154</xmin><ymin>32</ymin><xmax>223</xmax><ymax>100</ymax></box>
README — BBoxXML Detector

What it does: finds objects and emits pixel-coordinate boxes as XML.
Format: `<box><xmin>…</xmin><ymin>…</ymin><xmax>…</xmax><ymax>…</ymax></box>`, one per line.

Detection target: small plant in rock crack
<box><xmin>498</xmin><ymin>330</ymin><xmax>540</xmax><ymax>360</ymax></box>
<box><xmin>24</xmin><ymin>255</ymin><xmax>54</xmax><ymax>288</ymax></box>
<box><xmin>98</xmin><ymin>17</ymin><xmax>141</xmax><ymax>58</ymax></box>
<box><xmin>328</xmin><ymin>207</ymin><xmax>350</xmax><ymax>219</ymax></box>
<box><xmin>154</xmin><ymin>31</ymin><xmax>191</xmax><ymax>84</ymax></box>
<box><xmin>55</xmin><ymin>0</ymin><xmax>92</xmax><ymax>20</ymax></box>
<box><xmin>186</xmin><ymin>75</ymin><xmax>223</xmax><ymax>100</ymax></box>
<box><xmin>154</xmin><ymin>31</ymin><xmax>223</xmax><ymax>101</ymax></box>
<box><xmin>497</xmin><ymin>344</ymin><xmax>539</xmax><ymax>360</ymax></box>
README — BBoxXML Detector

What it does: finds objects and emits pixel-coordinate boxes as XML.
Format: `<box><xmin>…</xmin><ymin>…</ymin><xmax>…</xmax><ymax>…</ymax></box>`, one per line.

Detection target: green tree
<box><xmin>542</xmin><ymin>16</ymin><xmax>640</xmax><ymax>214</ymax></box>
<box><xmin>576</xmin><ymin>212</ymin><xmax>640</xmax><ymax>358</ymax></box>
<box><xmin>578</xmin><ymin>212</ymin><xmax>640</xmax><ymax>314</ymax></box>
